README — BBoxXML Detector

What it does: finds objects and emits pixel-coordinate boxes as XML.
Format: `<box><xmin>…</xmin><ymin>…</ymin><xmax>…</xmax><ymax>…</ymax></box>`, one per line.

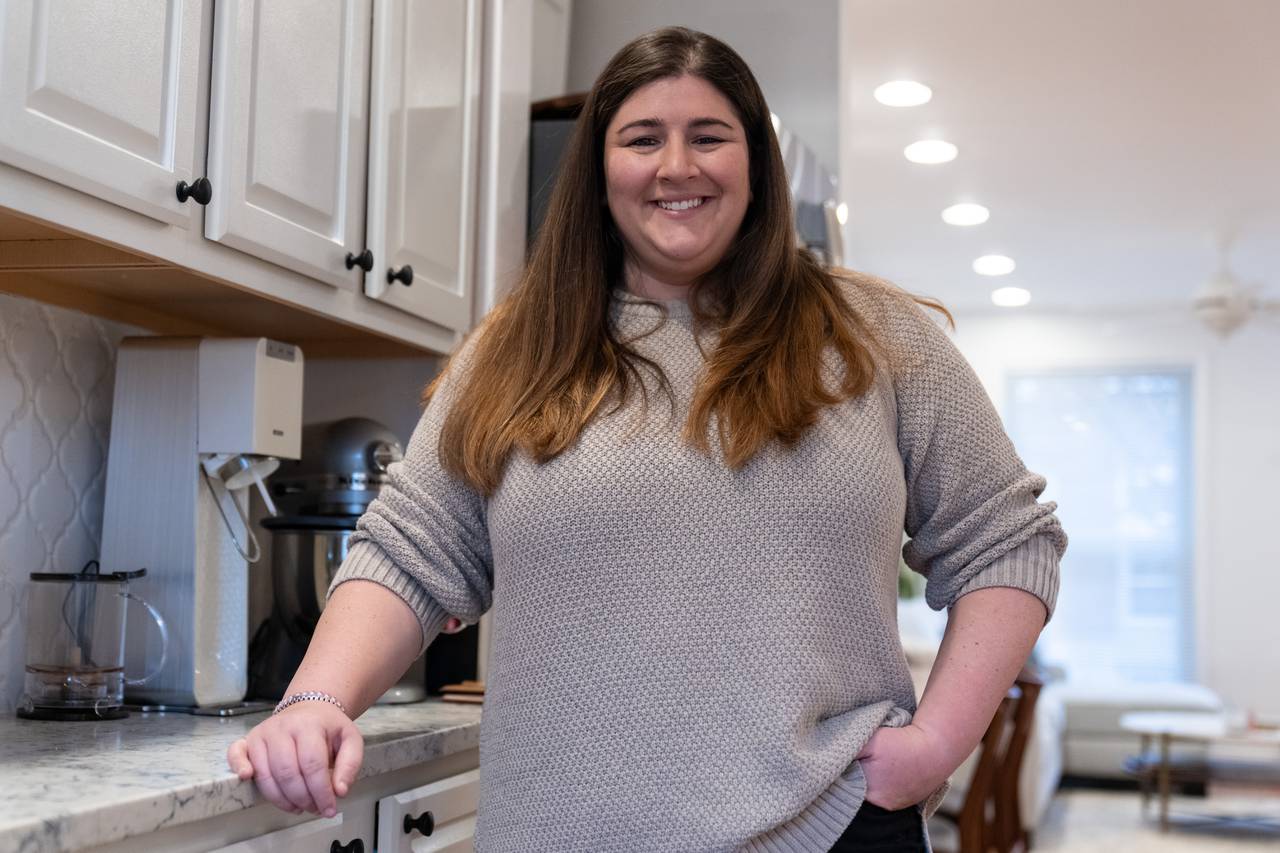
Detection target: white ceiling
<box><xmin>839</xmin><ymin>0</ymin><xmax>1280</xmax><ymax>314</ymax></box>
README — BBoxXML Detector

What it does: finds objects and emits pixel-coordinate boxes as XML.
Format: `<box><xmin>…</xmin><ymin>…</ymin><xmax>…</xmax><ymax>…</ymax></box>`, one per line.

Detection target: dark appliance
<box><xmin>248</xmin><ymin>417</ymin><xmax>478</xmax><ymax>702</ymax></box>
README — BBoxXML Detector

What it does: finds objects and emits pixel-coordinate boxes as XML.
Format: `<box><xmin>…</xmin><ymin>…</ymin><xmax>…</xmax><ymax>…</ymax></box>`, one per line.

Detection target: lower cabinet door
<box><xmin>377</xmin><ymin>768</ymin><xmax>480</xmax><ymax>852</ymax></box>
<box><xmin>207</xmin><ymin>808</ymin><xmax>375</xmax><ymax>853</ymax></box>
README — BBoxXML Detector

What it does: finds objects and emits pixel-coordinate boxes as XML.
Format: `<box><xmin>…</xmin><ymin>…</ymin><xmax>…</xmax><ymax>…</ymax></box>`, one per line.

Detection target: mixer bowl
<box><xmin>260</xmin><ymin>515</ymin><xmax>356</xmax><ymax>642</ymax></box>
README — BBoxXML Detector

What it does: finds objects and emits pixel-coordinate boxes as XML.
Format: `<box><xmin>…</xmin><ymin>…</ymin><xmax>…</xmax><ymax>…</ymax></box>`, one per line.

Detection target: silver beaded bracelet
<box><xmin>273</xmin><ymin>690</ymin><xmax>348</xmax><ymax>717</ymax></box>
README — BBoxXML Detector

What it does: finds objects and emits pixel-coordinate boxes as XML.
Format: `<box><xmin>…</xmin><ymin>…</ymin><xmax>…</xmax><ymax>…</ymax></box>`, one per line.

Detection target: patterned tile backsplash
<box><xmin>0</xmin><ymin>292</ymin><xmax>439</xmax><ymax>716</ymax></box>
<box><xmin>0</xmin><ymin>292</ymin><xmax>147</xmax><ymax>713</ymax></box>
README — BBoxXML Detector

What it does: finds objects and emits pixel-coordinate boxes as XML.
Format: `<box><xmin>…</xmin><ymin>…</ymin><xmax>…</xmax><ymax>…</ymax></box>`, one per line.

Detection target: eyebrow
<box><xmin>614</xmin><ymin>116</ymin><xmax>736</xmax><ymax>135</ymax></box>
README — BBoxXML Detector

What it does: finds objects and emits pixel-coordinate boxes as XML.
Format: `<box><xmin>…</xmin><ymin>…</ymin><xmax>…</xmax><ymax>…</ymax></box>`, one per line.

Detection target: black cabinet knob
<box><xmin>175</xmin><ymin>177</ymin><xmax>212</xmax><ymax>205</ymax></box>
<box><xmin>345</xmin><ymin>249</ymin><xmax>374</xmax><ymax>272</ymax></box>
<box><xmin>403</xmin><ymin>810</ymin><xmax>435</xmax><ymax>836</ymax></box>
<box><xmin>329</xmin><ymin>839</ymin><xmax>363</xmax><ymax>853</ymax></box>
<box><xmin>387</xmin><ymin>265</ymin><xmax>414</xmax><ymax>286</ymax></box>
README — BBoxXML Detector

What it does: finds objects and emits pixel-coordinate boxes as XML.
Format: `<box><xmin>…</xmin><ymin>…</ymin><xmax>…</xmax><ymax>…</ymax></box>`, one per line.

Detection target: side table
<box><xmin>1120</xmin><ymin>710</ymin><xmax>1280</xmax><ymax>833</ymax></box>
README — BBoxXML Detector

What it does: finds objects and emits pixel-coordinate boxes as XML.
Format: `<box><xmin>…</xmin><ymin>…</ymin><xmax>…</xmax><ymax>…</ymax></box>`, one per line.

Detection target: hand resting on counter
<box><xmin>227</xmin><ymin>702</ymin><xmax>363</xmax><ymax>817</ymax></box>
<box><xmin>225</xmin><ymin>590</ymin><xmax>468</xmax><ymax>817</ymax></box>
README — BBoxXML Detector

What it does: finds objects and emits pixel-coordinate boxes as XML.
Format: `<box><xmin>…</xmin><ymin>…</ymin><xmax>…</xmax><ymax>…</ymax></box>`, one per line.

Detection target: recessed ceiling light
<box><xmin>941</xmin><ymin>203</ymin><xmax>989</xmax><ymax>226</ymax></box>
<box><xmin>991</xmin><ymin>286</ymin><xmax>1031</xmax><ymax>307</ymax></box>
<box><xmin>973</xmin><ymin>254</ymin><xmax>1016</xmax><ymax>276</ymax></box>
<box><xmin>874</xmin><ymin>80</ymin><xmax>932</xmax><ymax>107</ymax></box>
<box><xmin>904</xmin><ymin>140</ymin><xmax>957</xmax><ymax>164</ymax></box>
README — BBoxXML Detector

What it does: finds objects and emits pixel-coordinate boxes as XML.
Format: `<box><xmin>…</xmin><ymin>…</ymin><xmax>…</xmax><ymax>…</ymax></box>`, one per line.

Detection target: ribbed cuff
<box><xmin>951</xmin><ymin>534</ymin><xmax>1061</xmax><ymax>623</ymax></box>
<box><xmin>327</xmin><ymin>540</ymin><xmax>452</xmax><ymax>656</ymax></box>
<box><xmin>920</xmin><ymin>779</ymin><xmax>950</xmax><ymax>820</ymax></box>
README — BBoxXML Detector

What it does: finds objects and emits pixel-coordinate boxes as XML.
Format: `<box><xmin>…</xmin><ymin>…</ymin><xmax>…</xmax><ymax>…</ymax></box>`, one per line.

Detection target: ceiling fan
<box><xmin>1191</xmin><ymin>263</ymin><xmax>1280</xmax><ymax>337</ymax></box>
<box><xmin>1182</xmin><ymin>225</ymin><xmax>1280</xmax><ymax>336</ymax></box>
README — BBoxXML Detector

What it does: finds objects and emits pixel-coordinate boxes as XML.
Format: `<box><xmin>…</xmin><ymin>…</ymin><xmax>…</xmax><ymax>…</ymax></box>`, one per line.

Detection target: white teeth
<box><xmin>657</xmin><ymin>197</ymin><xmax>704</xmax><ymax>211</ymax></box>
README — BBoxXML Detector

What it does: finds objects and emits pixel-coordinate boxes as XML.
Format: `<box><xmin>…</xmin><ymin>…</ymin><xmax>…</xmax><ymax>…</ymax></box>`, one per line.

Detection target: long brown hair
<box><xmin>432</xmin><ymin>27</ymin><xmax>951</xmax><ymax>495</ymax></box>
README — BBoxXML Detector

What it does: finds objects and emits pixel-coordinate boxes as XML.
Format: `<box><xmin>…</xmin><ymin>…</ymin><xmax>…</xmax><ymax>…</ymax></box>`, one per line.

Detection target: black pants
<box><xmin>828</xmin><ymin>801</ymin><xmax>928</xmax><ymax>852</ymax></box>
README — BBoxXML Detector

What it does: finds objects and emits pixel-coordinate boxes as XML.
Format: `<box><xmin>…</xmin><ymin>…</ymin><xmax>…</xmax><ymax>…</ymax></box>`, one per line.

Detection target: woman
<box><xmin>228</xmin><ymin>27</ymin><xmax>1065</xmax><ymax>853</ymax></box>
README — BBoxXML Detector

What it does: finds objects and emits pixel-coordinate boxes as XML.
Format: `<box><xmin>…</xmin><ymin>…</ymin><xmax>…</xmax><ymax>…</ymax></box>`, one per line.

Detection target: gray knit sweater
<box><xmin>328</xmin><ymin>272</ymin><xmax>1066</xmax><ymax>852</ymax></box>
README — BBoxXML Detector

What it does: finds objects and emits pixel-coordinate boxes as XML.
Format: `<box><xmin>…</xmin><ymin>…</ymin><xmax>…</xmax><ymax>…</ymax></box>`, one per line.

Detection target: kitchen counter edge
<box><xmin>0</xmin><ymin>700</ymin><xmax>483</xmax><ymax>853</ymax></box>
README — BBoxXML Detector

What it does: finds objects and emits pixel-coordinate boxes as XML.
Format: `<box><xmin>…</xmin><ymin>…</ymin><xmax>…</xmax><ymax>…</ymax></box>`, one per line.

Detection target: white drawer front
<box><xmin>208</xmin><ymin>807</ymin><xmax>374</xmax><ymax>853</ymax></box>
<box><xmin>377</xmin><ymin>768</ymin><xmax>480</xmax><ymax>853</ymax></box>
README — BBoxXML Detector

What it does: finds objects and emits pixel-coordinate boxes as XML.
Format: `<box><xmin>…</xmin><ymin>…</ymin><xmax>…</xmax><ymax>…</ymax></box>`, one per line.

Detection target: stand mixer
<box><xmin>250</xmin><ymin>417</ymin><xmax>431</xmax><ymax>704</ymax></box>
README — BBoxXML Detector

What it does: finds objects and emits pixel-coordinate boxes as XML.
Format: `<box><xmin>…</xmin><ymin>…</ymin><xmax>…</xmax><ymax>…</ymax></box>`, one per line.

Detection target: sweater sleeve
<box><xmin>326</xmin><ymin>334</ymin><xmax>494</xmax><ymax>656</ymax></box>
<box><xmin>882</xmin><ymin>288</ymin><xmax>1066</xmax><ymax>622</ymax></box>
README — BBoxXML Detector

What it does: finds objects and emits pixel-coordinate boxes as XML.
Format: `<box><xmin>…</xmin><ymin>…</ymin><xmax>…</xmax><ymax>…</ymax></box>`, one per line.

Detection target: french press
<box><xmin>17</xmin><ymin>561</ymin><xmax>168</xmax><ymax>721</ymax></box>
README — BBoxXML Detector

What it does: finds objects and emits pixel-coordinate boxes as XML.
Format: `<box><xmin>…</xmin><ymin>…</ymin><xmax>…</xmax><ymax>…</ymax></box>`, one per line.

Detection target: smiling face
<box><xmin>604</xmin><ymin>74</ymin><xmax>752</xmax><ymax>298</ymax></box>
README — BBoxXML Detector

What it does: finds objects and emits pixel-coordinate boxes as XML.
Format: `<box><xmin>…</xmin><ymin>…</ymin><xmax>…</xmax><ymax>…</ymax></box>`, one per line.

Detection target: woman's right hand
<box><xmin>226</xmin><ymin>703</ymin><xmax>364</xmax><ymax>818</ymax></box>
<box><xmin>226</xmin><ymin>616</ymin><xmax>465</xmax><ymax>816</ymax></box>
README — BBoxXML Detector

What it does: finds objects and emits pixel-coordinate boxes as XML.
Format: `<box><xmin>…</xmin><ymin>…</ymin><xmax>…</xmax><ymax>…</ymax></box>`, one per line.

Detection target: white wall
<box><xmin>565</xmin><ymin>0</ymin><xmax>839</xmax><ymax>173</ymax></box>
<box><xmin>949</xmin><ymin>309</ymin><xmax>1280</xmax><ymax>715</ymax></box>
<box><xmin>301</xmin><ymin>358</ymin><xmax>440</xmax><ymax>449</ymax></box>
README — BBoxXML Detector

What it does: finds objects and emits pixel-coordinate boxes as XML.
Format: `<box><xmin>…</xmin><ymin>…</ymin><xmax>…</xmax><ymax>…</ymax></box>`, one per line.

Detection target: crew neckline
<box><xmin>610</xmin><ymin>287</ymin><xmax>694</xmax><ymax>319</ymax></box>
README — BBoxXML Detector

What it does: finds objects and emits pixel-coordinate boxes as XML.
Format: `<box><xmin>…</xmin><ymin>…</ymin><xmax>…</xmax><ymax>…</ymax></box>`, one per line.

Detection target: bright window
<box><xmin>1005</xmin><ymin>369</ymin><xmax>1194</xmax><ymax>684</ymax></box>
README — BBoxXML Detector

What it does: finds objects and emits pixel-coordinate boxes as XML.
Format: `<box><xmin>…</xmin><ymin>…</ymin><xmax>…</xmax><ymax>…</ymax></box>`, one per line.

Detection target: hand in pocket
<box><xmin>855</xmin><ymin>723</ymin><xmax>951</xmax><ymax>812</ymax></box>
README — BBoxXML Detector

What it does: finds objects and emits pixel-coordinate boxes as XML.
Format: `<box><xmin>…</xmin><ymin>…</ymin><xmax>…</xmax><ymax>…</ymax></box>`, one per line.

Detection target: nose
<box><xmin>656</xmin><ymin>140</ymin><xmax>699</xmax><ymax>182</ymax></box>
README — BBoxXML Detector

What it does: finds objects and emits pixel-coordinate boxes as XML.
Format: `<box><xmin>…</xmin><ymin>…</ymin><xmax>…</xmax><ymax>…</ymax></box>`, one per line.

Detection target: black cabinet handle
<box><xmin>404</xmin><ymin>810</ymin><xmax>435</xmax><ymax>836</ymax></box>
<box><xmin>329</xmin><ymin>839</ymin><xmax>363</xmax><ymax>853</ymax></box>
<box><xmin>175</xmin><ymin>177</ymin><xmax>212</xmax><ymax>205</ymax></box>
<box><xmin>387</xmin><ymin>265</ymin><xmax>414</xmax><ymax>286</ymax></box>
<box><xmin>345</xmin><ymin>249</ymin><xmax>374</xmax><ymax>272</ymax></box>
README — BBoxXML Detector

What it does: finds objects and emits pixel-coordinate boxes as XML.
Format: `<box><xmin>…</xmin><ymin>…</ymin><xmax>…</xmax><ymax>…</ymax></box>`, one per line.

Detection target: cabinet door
<box><xmin>0</xmin><ymin>0</ymin><xmax>204</xmax><ymax>225</ymax></box>
<box><xmin>207</xmin><ymin>807</ymin><xmax>374</xmax><ymax>853</ymax></box>
<box><xmin>377</xmin><ymin>767</ymin><xmax>480</xmax><ymax>852</ymax></box>
<box><xmin>363</xmin><ymin>0</ymin><xmax>482</xmax><ymax>330</ymax></box>
<box><xmin>204</xmin><ymin>0</ymin><xmax>371</xmax><ymax>289</ymax></box>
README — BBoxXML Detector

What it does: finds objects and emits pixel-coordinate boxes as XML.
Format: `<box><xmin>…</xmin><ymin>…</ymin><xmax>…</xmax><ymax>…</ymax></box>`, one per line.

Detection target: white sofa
<box><xmin>1050</xmin><ymin>681</ymin><xmax>1223</xmax><ymax>779</ymax></box>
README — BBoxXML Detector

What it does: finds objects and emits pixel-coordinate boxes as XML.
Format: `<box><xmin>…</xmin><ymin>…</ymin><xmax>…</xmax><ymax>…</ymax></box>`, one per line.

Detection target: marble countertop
<box><xmin>0</xmin><ymin>700</ymin><xmax>482</xmax><ymax>853</ymax></box>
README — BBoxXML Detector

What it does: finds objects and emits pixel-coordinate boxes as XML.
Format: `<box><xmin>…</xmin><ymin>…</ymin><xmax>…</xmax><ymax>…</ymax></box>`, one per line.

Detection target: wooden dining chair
<box><xmin>993</xmin><ymin>670</ymin><xmax>1043</xmax><ymax>853</ymax></box>
<box><xmin>931</xmin><ymin>690</ymin><xmax>1018</xmax><ymax>853</ymax></box>
<box><xmin>931</xmin><ymin>662</ymin><xmax>1047</xmax><ymax>853</ymax></box>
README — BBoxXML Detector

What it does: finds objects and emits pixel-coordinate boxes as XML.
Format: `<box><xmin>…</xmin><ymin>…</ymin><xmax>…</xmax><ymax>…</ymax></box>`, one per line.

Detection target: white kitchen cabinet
<box><xmin>0</xmin><ymin>0</ymin><xmax>530</xmax><ymax>353</ymax></box>
<box><xmin>140</xmin><ymin>763</ymin><xmax>478</xmax><ymax>850</ymax></box>
<box><xmin>74</xmin><ymin>742</ymin><xmax>482</xmax><ymax>853</ymax></box>
<box><xmin>204</xmin><ymin>0</ymin><xmax>372</xmax><ymax>289</ymax></box>
<box><xmin>362</xmin><ymin>0</ymin><xmax>482</xmax><ymax>330</ymax></box>
<box><xmin>0</xmin><ymin>0</ymin><xmax>206</xmax><ymax>226</ymax></box>
<box><xmin>377</xmin><ymin>768</ymin><xmax>481</xmax><ymax>852</ymax></box>
<box><xmin>164</xmin><ymin>767</ymin><xmax>478</xmax><ymax>853</ymax></box>
<box><xmin>530</xmin><ymin>0</ymin><xmax>572</xmax><ymax>103</ymax></box>
<box><xmin>207</xmin><ymin>807</ymin><xmax>375</xmax><ymax>853</ymax></box>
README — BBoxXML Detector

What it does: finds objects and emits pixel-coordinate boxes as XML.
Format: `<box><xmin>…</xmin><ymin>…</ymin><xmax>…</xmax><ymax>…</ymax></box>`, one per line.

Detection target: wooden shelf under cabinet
<box><xmin>0</xmin><ymin>208</ymin><xmax>427</xmax><ymax>358</ymax></box>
